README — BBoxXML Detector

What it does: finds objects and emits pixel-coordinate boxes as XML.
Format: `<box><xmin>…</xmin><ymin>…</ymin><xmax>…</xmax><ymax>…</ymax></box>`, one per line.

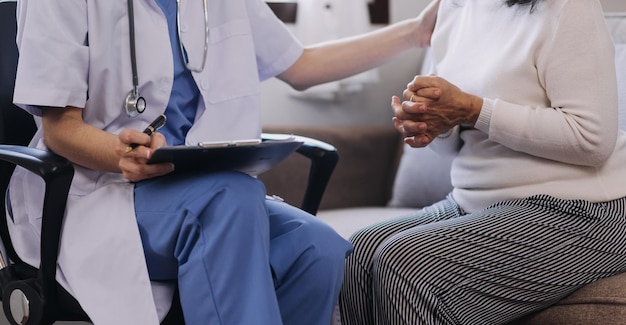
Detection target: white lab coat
<box><xmin>8</xmin><ymin>0</ymin><xmax>303</xmax><ymax>323</ymax></box>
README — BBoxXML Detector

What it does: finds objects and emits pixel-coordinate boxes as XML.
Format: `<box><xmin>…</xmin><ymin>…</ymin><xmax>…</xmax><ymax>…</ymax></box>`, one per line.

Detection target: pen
<box><xmin>125</xmin><ymin>114</ymin><xmax>167</xmax><ymax>153</ymax></box>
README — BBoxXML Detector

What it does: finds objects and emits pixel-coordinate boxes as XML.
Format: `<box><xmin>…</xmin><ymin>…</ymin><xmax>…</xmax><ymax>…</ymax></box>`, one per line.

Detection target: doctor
<box><xmin>8</xmin><ymin>0</ymin><xmax>440</xmax><ymax>324</ymax></box>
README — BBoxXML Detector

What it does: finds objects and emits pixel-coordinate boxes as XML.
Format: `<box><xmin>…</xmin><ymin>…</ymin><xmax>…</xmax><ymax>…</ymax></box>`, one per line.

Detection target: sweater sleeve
<box><xmin>479</xmin><ymin>0</ymin><xmax>618</xmax><ymax>167</ymax></box>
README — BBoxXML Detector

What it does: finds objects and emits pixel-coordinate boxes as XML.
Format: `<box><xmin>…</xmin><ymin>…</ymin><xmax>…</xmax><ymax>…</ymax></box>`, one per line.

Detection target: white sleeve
<box><xmin>13</xmin><ymin>0</ymin><xmax>89</xmax><ymax>116</ymax></box>
<box><xmin>245</xmin><ymin>0</ymin><xmax>303</xmax><ymax>81</ymax></box>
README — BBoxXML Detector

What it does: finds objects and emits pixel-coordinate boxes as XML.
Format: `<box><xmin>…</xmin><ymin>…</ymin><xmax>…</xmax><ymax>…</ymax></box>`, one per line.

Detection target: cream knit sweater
<box><xmin>428</xmin><ymin>0</ymin><xmax>626</xmax><ymax>212</ymax></box>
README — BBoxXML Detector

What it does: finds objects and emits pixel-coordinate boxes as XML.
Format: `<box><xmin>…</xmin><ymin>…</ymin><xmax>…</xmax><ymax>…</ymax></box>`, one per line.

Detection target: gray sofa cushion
<box><xmin>387</xmin><ymin>144</ymin><xmax>453</xmax><ymax>208</ymax></box>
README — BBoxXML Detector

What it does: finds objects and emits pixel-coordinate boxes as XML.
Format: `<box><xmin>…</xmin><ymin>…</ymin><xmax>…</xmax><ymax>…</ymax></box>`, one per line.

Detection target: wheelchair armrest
<box><xmin>261</xmin><ymin>133</ymin><xmax>338</xmax><ymax>216</ymax></box>
<box><xmin>0</xmin><ymin>145</ymin><xmax>74</xmax><ymax>313</ymax></box>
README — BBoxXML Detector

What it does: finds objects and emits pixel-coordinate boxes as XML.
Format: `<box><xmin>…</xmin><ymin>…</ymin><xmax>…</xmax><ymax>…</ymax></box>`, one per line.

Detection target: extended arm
<box><xmin>278</xmin><ymin>0</ymin><xmax>440</xmax><ymax>90</ymax></box>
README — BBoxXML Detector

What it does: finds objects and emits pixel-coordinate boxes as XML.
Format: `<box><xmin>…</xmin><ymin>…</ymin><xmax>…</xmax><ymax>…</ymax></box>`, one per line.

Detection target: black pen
<box><xmin>125</xmin><ymin>114</ymin><xmax>167</xmax><ymax>153</ymax></box>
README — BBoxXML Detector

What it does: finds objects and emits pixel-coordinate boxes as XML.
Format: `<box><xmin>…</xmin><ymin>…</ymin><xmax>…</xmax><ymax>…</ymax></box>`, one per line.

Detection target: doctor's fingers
<box><xmin>117</xmin><ymin>132</ymin><xmax>167</xmax><ymax>158</ymax></box>
<box><xmin>119</xmin><ymin>159</ymin><xmax>174</xmax><ymax>182</ymax></box>
<box><xmin>118</xmin><ymin>128</ymin><xmax>150</xmax><ymax>147</ymax></box>
<box><xmin>150</xmin><ymin>132</ymin><xmax>167</xmax><ymax>146</ymax></box>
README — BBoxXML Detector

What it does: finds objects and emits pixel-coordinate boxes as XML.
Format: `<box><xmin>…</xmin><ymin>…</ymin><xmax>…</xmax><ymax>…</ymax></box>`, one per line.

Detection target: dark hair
<box><xmin>505</xmin><ymin>0</ymin><xmax>540</xmax><ymax>11</ymax></box>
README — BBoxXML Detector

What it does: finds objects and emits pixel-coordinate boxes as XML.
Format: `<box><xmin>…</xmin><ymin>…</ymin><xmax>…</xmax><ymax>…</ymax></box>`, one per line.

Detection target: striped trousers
<box><xmin>339</xmin><ymin>194</ymin><xmax>626</xmax><ymax>325</ymax></box>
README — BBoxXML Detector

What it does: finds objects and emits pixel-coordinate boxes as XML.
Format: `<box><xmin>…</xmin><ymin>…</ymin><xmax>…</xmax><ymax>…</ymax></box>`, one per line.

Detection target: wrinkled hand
<box><xmin>392</xmin><ymin>75</ymin><xmax>482</xmax><ymax>147</ymax></box>
<box><xmin>116</xmin><ymin>129</ymin><xmax>174</xmax><ymax>182</ymax></box>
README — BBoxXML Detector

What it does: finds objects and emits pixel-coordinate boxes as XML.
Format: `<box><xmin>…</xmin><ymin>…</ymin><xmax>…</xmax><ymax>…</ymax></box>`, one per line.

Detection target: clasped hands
<box><xmin>391</xmin><ymin>75</ymin><xmax>483</xmax><ymax>147</ymax></box>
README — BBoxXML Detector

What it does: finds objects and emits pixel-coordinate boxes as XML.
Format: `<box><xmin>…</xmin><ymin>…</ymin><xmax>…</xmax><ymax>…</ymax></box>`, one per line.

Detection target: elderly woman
<box><xmin>340</xmin><ymin>0</ymin><xmax>626</xmax><ymax>324</ymax></box>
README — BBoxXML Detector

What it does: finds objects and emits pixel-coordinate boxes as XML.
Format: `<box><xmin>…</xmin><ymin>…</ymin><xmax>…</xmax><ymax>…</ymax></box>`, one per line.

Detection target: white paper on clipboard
<box><xmin>197</xmin><ymin>138</ymin><xmax>262</xmax><ymax>148</ymax></box>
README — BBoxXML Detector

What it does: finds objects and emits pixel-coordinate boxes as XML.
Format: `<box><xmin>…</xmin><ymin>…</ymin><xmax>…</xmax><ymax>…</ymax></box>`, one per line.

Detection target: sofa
<box><xmin>259</xmin><ymin>11</ymin><xmax>626</xmax><ymax>325</ymax></box>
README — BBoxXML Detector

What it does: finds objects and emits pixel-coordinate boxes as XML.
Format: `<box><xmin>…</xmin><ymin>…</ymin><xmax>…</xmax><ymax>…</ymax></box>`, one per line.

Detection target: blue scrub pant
<box><xmin>134</xmin><ymin>171</ymin><xmax>351</xmax><ymax>325</ymax></box>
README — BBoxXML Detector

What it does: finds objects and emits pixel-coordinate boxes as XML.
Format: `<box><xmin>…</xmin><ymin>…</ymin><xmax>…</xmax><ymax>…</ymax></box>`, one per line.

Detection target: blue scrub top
<box><xmin>155</xmin><ymin>0</ymin><xmax>199</xmax><ymax>146</ymax></box>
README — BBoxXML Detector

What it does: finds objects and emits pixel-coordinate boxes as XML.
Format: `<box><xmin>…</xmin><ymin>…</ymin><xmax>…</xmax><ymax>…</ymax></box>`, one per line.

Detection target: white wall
<box><xmin>260</xmin><ymin>0</ymin><xmax>626</xmax><ymax>127</ymax></box>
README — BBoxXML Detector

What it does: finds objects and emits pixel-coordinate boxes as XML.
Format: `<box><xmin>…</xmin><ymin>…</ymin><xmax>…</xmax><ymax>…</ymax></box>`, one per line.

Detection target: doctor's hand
<box><xmin>392</xmin><ymin>75</ymin><xmax>482</xmax><ymax>147</ymax></box>
<box><xmin>116</xmin><ymin>129</ymin><xmax>174</xmax><ymax>182</ymax></box>
<box><xmin>412</xmin><ymin>0</ymin><xmax>440</xmax><ymax>47</ymax></box>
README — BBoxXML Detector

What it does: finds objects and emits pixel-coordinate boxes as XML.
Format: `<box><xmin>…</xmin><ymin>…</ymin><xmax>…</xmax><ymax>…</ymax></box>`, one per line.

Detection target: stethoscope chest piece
<box><xmin>125</xmin><ymin>90</ymin><xmax>146</xmax><ymax>118</ymax></box>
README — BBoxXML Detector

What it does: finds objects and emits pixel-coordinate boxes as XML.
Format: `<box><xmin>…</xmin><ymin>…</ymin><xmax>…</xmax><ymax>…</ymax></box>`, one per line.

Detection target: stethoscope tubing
<box><xmin>127</xmin><ymin>0</ymin><xmax>140</xmax><ymax>97</ymax></box>
<box><xmin>124</xmin><ymin>0</ymin><xmax>209</xmax><ymax>118</ymax></box>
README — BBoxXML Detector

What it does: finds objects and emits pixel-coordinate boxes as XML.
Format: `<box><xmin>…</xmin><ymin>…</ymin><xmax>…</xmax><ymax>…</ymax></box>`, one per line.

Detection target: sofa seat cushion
<box><xmin>317</xmin><ymin>207</ymin><xmax>417</xmax><ymax>239</ymax></box>
<box><xmin>511</xmin><ymin>271</ymin><xmax>626</xmax><ymax>325</ymax></box>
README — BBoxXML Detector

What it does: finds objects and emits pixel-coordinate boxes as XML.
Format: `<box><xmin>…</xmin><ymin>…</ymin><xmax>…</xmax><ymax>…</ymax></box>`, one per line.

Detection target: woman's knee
<box><xmin>346</xmin><ymin>225</ymin><xmax>392</xmax><ymax>271</ymax></box>
<box><xmin>371</xmin><ymin>233</ymin><xmax>439</xmax><ymax>293</ymax></box>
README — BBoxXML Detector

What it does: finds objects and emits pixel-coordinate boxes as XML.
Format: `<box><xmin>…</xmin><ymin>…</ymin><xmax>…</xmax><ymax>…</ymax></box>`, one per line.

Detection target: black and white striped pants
<box><xmin>339</xmin><ymin>194</ymin><xmax>626</xmax><ymax>325</ymax></box>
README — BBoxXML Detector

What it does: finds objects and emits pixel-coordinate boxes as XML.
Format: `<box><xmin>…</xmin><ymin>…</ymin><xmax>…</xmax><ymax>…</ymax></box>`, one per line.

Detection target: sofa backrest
<box><xmin>261</xmin><ymin>125</ymin><xmax>404</xmax><ymax>210</ymax></box>
<box><xmin>388</xmin><ymin>12</ymin><xmax>626</xmax><ymax>209</ymax></box>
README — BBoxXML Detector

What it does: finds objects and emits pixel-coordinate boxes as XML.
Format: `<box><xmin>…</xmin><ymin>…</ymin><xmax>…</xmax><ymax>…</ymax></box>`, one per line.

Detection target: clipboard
<box><xmin>147</xmin><ymin>139</ymin><xmax>304</xmax><ymax>176</ymax></box>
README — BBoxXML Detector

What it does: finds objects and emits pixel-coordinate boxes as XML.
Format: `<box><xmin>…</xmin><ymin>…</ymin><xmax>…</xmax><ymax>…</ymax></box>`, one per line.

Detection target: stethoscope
<box><xmin>124</xmin><ymin>0</ymin><xmax>210</xmax><ymax>118</ymax></box>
